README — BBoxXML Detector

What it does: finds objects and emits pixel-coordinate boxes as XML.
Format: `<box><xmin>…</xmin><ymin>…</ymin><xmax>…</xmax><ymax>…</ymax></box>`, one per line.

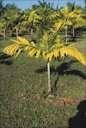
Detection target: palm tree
<box><xmin>66</xmin><ymin>3</ymin><xmax>85</xmax><ymax>38</ymax></box>
<box><xmin>37</xmin><ymin>1</ymin><xmax>54</xmax><ymax>34</ymax></box>
<box><xmin>3</xmin><ymin>4</ymin><xmax>20</xmax><ymax>36</ymax></box>
<box><xmin>50</xmin><ymin>7</ymin><xmax>74</xmax><ymax>43</ymax></box>
<box><xmin>67</xmin><ymin>2</ymin><xmax>75</xmax><ymax>12</ymax></box>
<box><xmin>0</xmin><ymin>18</ymin><xmax>7</xmax><ymax>39</ymax></box>
<box><xmin>0</xmin><ymin>0</ymin><xmax>4</xmax><ymax>16</ymax></box>
<box><xmin>71</xmin><ymin>14</ymin><xmax>85</xmax><ymax>38</ymax></box>
<box><xmin>11</xmin><ymin>12</ymin><xmax>27</xmax><ymax>38</ymax></box>
<box><xmin>21</xmin><ymin>9</ymin><xmax>41</xmax><ymax>36</ymax></box>
<box><xmin>51</xmin><ymin>7</ymin><xmax>83</xmax><ymax>42</ymax></box>
<box><xmin>3</xmin><ymin>21</ymin><xmax>86</xmax><ymax>96</ymax></box>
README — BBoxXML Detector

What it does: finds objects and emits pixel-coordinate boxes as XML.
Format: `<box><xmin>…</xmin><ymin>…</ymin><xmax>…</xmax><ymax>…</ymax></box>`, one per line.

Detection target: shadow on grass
<box><xmin>68</xmin><ymin>100</ymin><xmax>86</xmax><ymax>128</ymax></box>
<box><xmin>35</xmin><ymin>60</ymin><xmax>86</xmax><ymax>96</ymax></box>
<box><xmin>66</xmin><ymin>70</ymin><xmax>86</xmax><ymax>79</ymax></box>
<box><xmin>68</xmin><ymin>36</ymin><xmax>77</xmax><ymax>42</ymax></box>
<box><xmin>0</xmin><ymin>53</ymin><xmax>13</xmax><ymax>65</ymax></box>
<box><xmin>69</xmin><ymin>27</ymin><xmax>86</xmax><ymax>42</ymax></box>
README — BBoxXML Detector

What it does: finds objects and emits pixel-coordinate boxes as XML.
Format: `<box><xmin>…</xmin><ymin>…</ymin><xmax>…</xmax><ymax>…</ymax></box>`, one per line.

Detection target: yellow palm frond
<box><xmin>49</xmin><ymin>12</ymin><xmax>60</xmax><ymax>19</ymax></box>
<box><xmin>28</xmin><ymin>10</ymin><xmax>41</xmax><ymax>24</ymax></box>
<box><xmin>59</xmin><ymin>46</ymin><xmax>86</xmax><ymax>65</ymax></box>
<box><xmin>3</xmin><ymin>36</ymin><xmax>30</xmax><ymax>57</ymax></box>
<box><xmin>15</xmin><ymin>49</ymin><xmax>22</xmax><ymax>58</ymax></box>
<box><xmin>42</xmin><ymin>51</ymin><xmax>46</xmax><ymax>58</ymax></box>
<box><xmin>40</xmin><ymin>32</ymin><xmax>49</xmax><ymax>43</ymax></box>
<box><xmin>60</xmin><ymin>7</ymin><xmax>68</xmax><ymax>15</ymax></box>
<box><xmin>3</xmin><ymin>33</ymin><xmax>86</xmax><ymax>66</ymax></box>
<box><xmin>46</xmin><ymin>52</ymin><xmax>53</xmax><ymax>62</ymax></box>
<box><xmin>17</xmin><ymin>36</ymin><xmax>30</xmax><ymax>45</ymax></box>
<box><xmin>4</xmin><ymin>44</ymin><xmax>20</xmax><ymax>56</ymax></box>
<box><xmin>64</xmin><ymin>20</ymin><xmax>72</xmax><ymax>26</ymax></box>
<box><xmin>35</xmin><ymin>50</ymin><xmax>41</xmax><ymax>58</ymax></box>
<box><xmin>68</xmin><ymin>11</ymin><xmax>78</xmax><ymax>18</ymax></box>
<box><xmin>31</xmin><ymin>41</ymin><xmax>36</xmax><ymax>47</ymax></box>
<box><xmin>46</xmin><ymin>50</ymin><xmax>59</xmax><ymax>62</ymax></box>
<box><xmin>51</xmin><ymin>20</ymin><xmax>64</xmax><ymax>33</ymax></box>
<box><xmin>53</xmin><ymin>50</ymin><xmax>59</xmax><ymax>58</ymax></box>
<box><xmin>28</xmin><ymin>48</ymin><xmax>37</xmax><ymax>57</ymax></box>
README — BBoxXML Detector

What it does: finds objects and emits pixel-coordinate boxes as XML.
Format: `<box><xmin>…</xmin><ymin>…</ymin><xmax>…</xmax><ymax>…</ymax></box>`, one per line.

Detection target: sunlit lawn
<box><xmin>0</xmin><ymin>31</ymin><xmax>86</xmax><ymax>128</ymax></box>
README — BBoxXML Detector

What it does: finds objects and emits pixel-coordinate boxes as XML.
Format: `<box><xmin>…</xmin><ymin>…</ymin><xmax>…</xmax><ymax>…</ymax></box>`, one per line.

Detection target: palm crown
<box><xmin>3</xmin><ymin>21</ymin><xmax>86</xmax><ymax>65</ymax></box>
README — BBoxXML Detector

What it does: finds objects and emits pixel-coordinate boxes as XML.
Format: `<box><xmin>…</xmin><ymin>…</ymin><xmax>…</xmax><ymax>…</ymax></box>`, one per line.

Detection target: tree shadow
<box><xmin>68</xmin><ymin>35</ymin><xmax>78</xmax><ymax>42</ymax></box>
<box><xmin>0</xmin><ymin>53</ymin><xmax>13</xmax><ymax>65</ymax></box>
<box><xmin>35</xmin><ymin>60</ymin><xmax>86</xmax><ymax>96</ymax></box>
<box><xmin>50</xmin><ymin>61</ymin><xmax>77</xmax><ymax>95</ymax></box>
<box><xmin>52</xmin><ymin>61</ymin><xmax>86</xmax><ymax>95</ymax></box>
<box><xmin>66</xmin><ymin>70</ymin><xmax>86</xmax><ymax>79</ymax></box>
<box><xmin>69</xmin><ymin>27</ymin><xmax>86</xmax><ymax>42</ymax></box>
<box><xmin>76</xmin><ymin>28</ymin><xmax>86</xmax><ymax>38</ymax></box>
<box><xmin>68</xmin><ymin>100</ymin><xmax>86</xmax><ymax>128</ymax></box>
<box><xmin>35</xmin><ymin>65</ymin><xmax>47</xmax><ymax>74</ymax></box>
<box><xmin>76</xmin><ymin>27</ymin><xmax>86</xmax><ymax>33</ymax></box>
<box><xmin>35</xmin><ymin>60</ymin><xmax>76</xmax><ymax>74</ymax></box>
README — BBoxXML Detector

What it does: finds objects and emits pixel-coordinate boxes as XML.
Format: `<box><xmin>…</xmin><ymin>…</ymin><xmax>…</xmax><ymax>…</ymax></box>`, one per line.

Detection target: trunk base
<box><xmin>47</xmin><ymin>94</ymin><xmax>54</xmax><ymax>99</ymax></box>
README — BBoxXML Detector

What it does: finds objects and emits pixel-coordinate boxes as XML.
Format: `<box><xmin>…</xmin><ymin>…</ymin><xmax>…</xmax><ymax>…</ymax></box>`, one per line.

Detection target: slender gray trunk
<box><xmin>10</xmin><ymin>31</ymin><xmax>12</xmax><ymax>36</ymax></box>
<box><xmin>16</xmin><ymin>28</ymin><xmax>18</xmax><ymax>37</ymax></box>
<box><xmin>65</xmin><ymin>26</ymin><xmax>68</xmax><ymax>43</ymax></box>
<box><xmin>47</xmin><ymin>62</ymin><xmax>51</xmax><ymax>93</ymax></box>
<box><xmin>16</xmin><ymin>28</ymin><xmax>18</xmax><ymax>40</ymax></box>
<box><xmin>4</xmin><ymin>29</ymin><xmax>6</xmax><ymax>40</ymax></box>
<box><xmin>31</xmin><ymin>28</ymin><xmax>33</xmax><ymax>36</ymax></box>
<box><xmin>73</xmin><ymin>27</ymin><xmax>75</xmax><ymax>38</ymax></box>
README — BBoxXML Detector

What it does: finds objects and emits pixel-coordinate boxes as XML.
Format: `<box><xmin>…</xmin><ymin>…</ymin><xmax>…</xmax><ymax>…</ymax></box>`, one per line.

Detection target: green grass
<box><xmin>0</xmin><ymin>33</ymin><xmax>86</xmax><ymax>128</ymax></box>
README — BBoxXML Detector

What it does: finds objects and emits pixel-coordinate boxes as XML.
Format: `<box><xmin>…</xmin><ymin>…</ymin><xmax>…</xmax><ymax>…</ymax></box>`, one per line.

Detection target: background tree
<box><xmin>0</xmin><ymin>0</ymin><xmax>4</xmax><ymax>16</ymax></box>
<box><xmin>36</xmin><ymin>1</ymin><xmax>54</xmax><ymax>35</ymax></box>
<box><xmin>11</xmin><ymin>11</ymin><xmax>27</xmax><ymax>38</ymax></box>
<box><xmin>21</xmin><ymin>9</ymin><xmax>41</xmax><ymax>36</ymax></box>
<box><xmin>0</xmin><ymin>1</ymin><xmax>85</xmax><ymax>41</ymax></box>
<box><xmin>0</xmin><ymin>17</ymin><xmax>7</xmax><ymax>39</ymax></box>
<box><xmin>3</xmin><ymin>4</ymin><xmax>20</xmax><ymax>36</ymax></box>
<box><xmin>53</xmin><ymin>6</ymin><xmax>85</xmax><ymax>43</ymax></box>
<box><xmin>67</xmin><ymin>2</ymin><xmax>75</xmax><ymax>12</ymax></box>
<box><xmin>0</xmin><ymin>0</ymin><xmax>6</xmax><ymax>39</ymax></box>
<box><xmin>50</xmin><ymin>7</ymin><xmax>76</xmax><ymax>43</ymax></box>
<box><xmin>71</xmin><ymin>14</ymin><xmax>85</xmax><ymax>38</ymax></box>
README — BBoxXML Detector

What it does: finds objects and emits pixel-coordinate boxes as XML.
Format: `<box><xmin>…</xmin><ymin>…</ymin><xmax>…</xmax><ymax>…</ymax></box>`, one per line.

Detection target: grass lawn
<box><xmin>0</xmin><ymin>32</ymin><xmax>86</xmax><ymax>128</ymax></box>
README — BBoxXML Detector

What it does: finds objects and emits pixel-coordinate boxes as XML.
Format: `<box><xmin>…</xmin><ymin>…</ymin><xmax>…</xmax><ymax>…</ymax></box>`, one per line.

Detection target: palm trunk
<box><xmin>47</xmin><ymin>62</ymin><xmax>51</xmax><ymax>93</ymax></box>
<box><xmin>10</xmin><ymin>31</ymin><xmax>12</xmax><ymax>37</ymax></box>
<box><xmin>4</xmin><ymin>29</ymin><xmax>6</xmax><ymax>40</ymax></box>
<box><xmin>65</xmin><ymin>26</ymin><xmax>68</xmax><ymax>43</ymax></box>
<box><xmin>16</xmin><ymin>28</ymin><xmax>18</xmax><ymax>40</ymax></box>
<box><xmin>73</xmin><ymin>27</ymin><xmax>75</xmax><ymax>38</ymax></box>
<box><xmin>31</xmin><ymin>28</ymin><xmax>33</xmax><ymax>36</ymax></box>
